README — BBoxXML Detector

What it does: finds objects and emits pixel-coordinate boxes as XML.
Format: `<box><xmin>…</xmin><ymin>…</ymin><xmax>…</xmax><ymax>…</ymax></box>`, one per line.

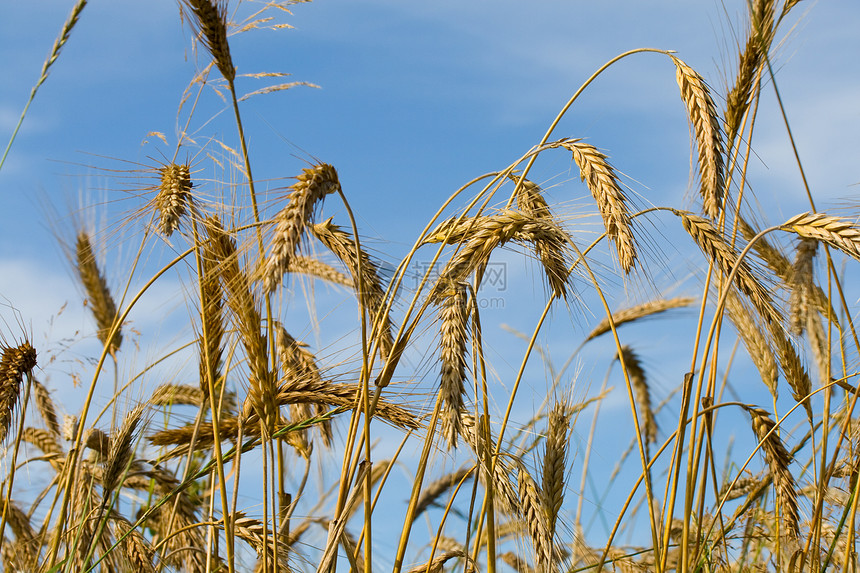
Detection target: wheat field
<box><xmin>1</xmin><ymin>1</ymin><xmax>860</xmax><ymax>572</ymax></box>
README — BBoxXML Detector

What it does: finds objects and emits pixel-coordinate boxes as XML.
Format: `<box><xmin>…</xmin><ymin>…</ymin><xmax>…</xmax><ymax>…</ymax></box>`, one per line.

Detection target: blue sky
<box><xmin>2</xmin><ymin>0</ymin><xmax>860</xmax><ymax>559</ymax></box>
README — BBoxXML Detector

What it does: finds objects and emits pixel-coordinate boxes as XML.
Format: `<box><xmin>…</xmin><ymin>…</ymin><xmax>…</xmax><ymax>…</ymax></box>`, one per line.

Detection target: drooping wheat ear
<box><xmin>288</xmin><ymin>255</ymin><xmax>353</xmax><ymax>287</ymax></box>
<box><xmin>311</xmin><ymin>217</ymin><xmax>394</xmax><ymax>358</ymax></box>
<box><xmin>671</xmin><ymin>57</ymin><xmax>726</xmax><ymax>219</ymax></box>
<box><xmin>260</xmin><ymin>163</ymin><xmax>341</xmax><ymax>293</ymax></box>
<box><xmin>500</xmin><ymin>552</ymin><xmax>536</xmax><ymax>573</ymax></box>
<box><xmin>404</xmin><ymin>550</ymin><xmax>468</xmax><ymax>573</ymax></box>
<box><xmin>518</xmin><ymin>464</ymin><xmax>554</xmax><ymax>573</ymax></box>
<box><xmin>413</xmin><ymin>468</ymin><xmax>473</xmax><ymax>519</ymax></box>
<box><xmin>0</xmin><ymin>341</ymin><xmax>36</xmax><ymax>444</ymax></box>
<box><xmin>31</xmin><ymin>378</ymin><xmax>60</xmax><ymax>436</ymax></box>
<box><xmin>149</xmin><ymin>383</ymin><xmax>205</xmax><ymax>407</ymax></box>
<box><xmin>679</xmin><ymin>212</ymin><xmax>779</xmax><ymax>325</ymax></box>
<box><xmin>616</xmin><ymin>346</ymin><xmax>657</xmax><ymax>444</ymax></box>
<box><xmin>84</xmin><ymin>427</ymin><xmax>110</xmax><ymax>456</ymax></box>
<box><xmin>198</xmin><ymin>245</ymin><xmax>224</xmax><ymax>402</ymax></box>
<box><xmin>112</xmin><ymin>516</ymin><xmax>156</xmax><ymax>573</ymax></box>
<box><xmin>2</xmin><ymin>499</ymin><xmax>36</xmax><ymax>566</ymax></box>
<box><xmin>744</xmin><ymin>406</ymin><xmax>799</xmax><ymax>540</ymax></box>
<box><xmin>181</xmin><ymin>0</ymin><xmax>235</xmax><ymax>82</ymax></box>
<box><xmin>739</xmin><ymin>215</ymin><xmax>837</xmax><ymax>325</ymax></box>
<box><xmin>436</xmin><ymin>210</ymin><xmax>572</xmax><ymax>301</ymax></box>
<box><xmin>725</xmin><ymin>292</ymin><xmax>779</xmax><ymax>399</ymax></box>
<box><xmin>767</xmin><ymin>322</ymin><xmax>813</xmax><ymax>422</ymax></box>
<box><xmin>585</xmin><ymin>297</ymin><xmax>695</xmax><ymax>341</ymax></box>
<box><xmin>788</xmin><ymin>238</ymin><xmax>817</xmax><ymax>336</ymax></box>
<box><xmin>541</xmin><ymin>400</ymin><xmax>571</xmax><ymax>543</ymax></box>
<box><xmin>805</xmin><ymin>309</ymin><xmax>830</xmax><ymax>386</ymax></box>
<box><xmin>724</xmin><ymin>0</ymin><xmax>775</xmax><ymax>143</ymax></box>
<box><xmin>507</xmin><ymin>171</ymin><xmax>552</xmax><ymax>218</ymax></box>
<box><xmin>276</xmin><ymin>324</ymin><xmax>332</xmax><ymax>447</ymax></box>
<box><xmin>102</xmin><ymin>403</ymin><xmax>145</xmax><ymax>495</ymax></box>
<box><xmin>154</xmin><ymin>163</ymin><xmax>192</xmax><ymax>237</ymax></box>
<box><xmin>718</xmin><ymin>474</ymin><xmax>764</xmax><ymax>501</ymax></box>
<box><xmin>21</xmin><ymin>426</ymin><xmax>63</xmax><ymax>459</ymax></box>
<box><xmin>437</xmin><ymin>281</ymin><xmax>470</xmax><ymax>449</ymax></box>
<box><xmin>562</xmin><ymin>139</ymin><xmax>636</xmax><ymax>273</ymax></box>
<box><xmin>459</xmin><ymin>414</ymin><xmax>519</xmax><ymax>513</ymax></box>
<box><xmin>783</xmin><ymin>212</ymin><xmax>860</xmax><ymax>261</ymax></box>
<box><xmin>76</xmin><ymin>232</ymin><xmax>122</xmax><ymax>353</ymax></box>
<box><xmin>205</xmin><ymin>216</ymin><xmax>276</xmax><ymax>430</ymax></box>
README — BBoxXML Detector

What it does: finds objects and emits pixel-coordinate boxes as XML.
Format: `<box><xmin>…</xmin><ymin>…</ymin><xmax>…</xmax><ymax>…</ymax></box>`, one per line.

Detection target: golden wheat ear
<box><xmin>0</xmin><ymin>341</ymin><xmax>37</xmax><ymax>444</ymax></box>
<box><xmin>153</xmin><ymin>163</ymin><xmax>193</xmax><ymax>237</ymax></box>
<box><xmin>181</xmin><ymin>0</ymin><xmax>235</xmax><ymax>83</ymax></box>
<box><xmin>75</xmin><ymin>232</ymin><xmax>122</xmax><ymax>354</ymax></box>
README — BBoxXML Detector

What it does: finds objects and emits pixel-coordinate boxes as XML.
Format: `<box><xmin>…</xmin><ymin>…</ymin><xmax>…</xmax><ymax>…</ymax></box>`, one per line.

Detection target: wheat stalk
<box><xmin>154</xmin><ymin>163</ymin><xmax>192</xmax><ymax>237</ymax></box>
<box><xmin>563</xmin><ymin>139</ymin><xmax>637</xmax><ymax>272</ymax></box>
<box><xmin>76</xmin><ymin>232</ymin><xmax>122</xmax><ymax>354</ymax></box>
<box><xmin>260</xmin><ymin>163</ymin><xmax>341</xmax><ymax>293</ymax></box>
<box><xmin>438</xmin><ymin>281</ymin><xmax>470</xmax><ymax>449</ymax></box>
<box><xmin>181</xmin><ymin>0</ymin><xmax>235</xmax><ymax>82</ymax></box>
<box><xmin>672</xmin><ymin>57</ymin><xmax>726</xmax><ymax>219</ymax></box>
<box><xmin>744</xmin><ymin>406</ymin><xmax>799</xmax><ymax>541</ymax></box>
<box><xmin>783</xmin><ymin>212</ymin><xmax>860</xmax><ymax>261</ymax></box>
<box><xmin>585</xmin><ymin>297</ymin><xmax>695</xmax><ymax>341</ymax></box>
<box><xmin>0</xmin><ymin>342</ymin><xmax>37</xmax><ymax>444</ymax></box>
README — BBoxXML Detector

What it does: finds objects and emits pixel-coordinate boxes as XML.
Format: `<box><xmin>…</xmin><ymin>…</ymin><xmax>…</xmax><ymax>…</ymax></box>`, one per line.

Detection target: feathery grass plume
<box><xmin>725</xmin><ymin>292</ymin><xmax>778</xmax><ymax>399</ymax></box>
<box><xmin>744</xmin><ymin>406</ymin><xmax>799</xmax><ymax>541</ymax></box>
<box><xmin>0</xmin><ymin>341</ymin><xmax>36</xmax><ymax>444</ymax></box>
<box><xmin>197</xmin><ymin>245</ymin><xmax>225</xmax><ymax>402</ymax></box>
<box><xmin>783</xmin><ymin>212</ymin><xmax>860</xmax><ymax>261</ymax></box>
<box><xmin>679</xmin><ymin>212</ymin><xmax>779</xmax><ymax>325</ymax></box>
<box><xmin>289</xmin><ymin>255</ymin><xmax>352</xmax><ymax>287</ymax></box>
<box><xmin>434</xmin><ymin>209</ymin><xmax>571</xmax><ymax>301</ymax></box>
<box><xmin>671</xmin><ymin>57</ymin><xmax>725</xmax><ymax>219</ymax></box>
<box><xmin>788</xmin><ymin>238</ymin><xmax>817</xmax><ymax>336</ymax></box>
<box><xmin>276</xmin><ymin>324</ymin><xmax>332</xmax><ymax>447</ymax></box>
<box><xmin>541</xmin><ymin>400</ymin><xmax>571</xmax><ymax>543</ymax></box>
<box><xmin>260</xmin><ymin>163</ymin><xmax>341</xmax><ymax>293</ymax></box>
<box><xmin>437</xmin><ymin>281</ymin><xmax>470</xmax><ymax>449</ymax></box>
<box><xmin>518</xmin><ymin>464</ymin><xmax>553</xmax><ymax>573</ymax></box>
<box><xmin>154</xmin><ymin>163</ymin><xmax>192</xmax><ymax>237</ymax></box>
<box><xmin>767</xmin><ymin>322</ymin><xmax>812</xmax><ymax>422</ymax></box>
<box><xmin>585</xmin><ymin>296</ymin><xmax>696</xmax><ymax>341</ymax></box>
<box><xmin>616</xmin><ymin>346</ymin><xmax>657</xmax><ymax>444</ymax></box>
<box><xmin>311</xmin><ymin>217</ymin><xmax>394</xmax><ymax>358</ymax></box>
<box><xmin>414</xmin><ymin>468</ymin><xmax>473</xmax><ymax>518</ymax></box>
<box><xmin>76</xmin><ymin>232</ymin><xmax>122</xmax><ymax>354</ymax></box>
<box><xmin>181</xmin><ymin>0</ymin><xmax>235</xmax><ymax>82</ymax></box>
<box><xmin>724</xmin><ymin>0</ymin><xmax>775</xmax><ymax>143</ymax></box>
<box><xmin>739</xmin><ymin>215</ymin><xmax>837</xmax><ymax>325</ymax></box>
<box><xmin>205</xmin><ymin>216</ymin><xmax>276</xmax><ymax>430</ymax></box>
<box><xmin>102</xmin><ymin>403</ymin><xmax>146</xmax><ymax>496</ymax></box>
<box><xmin>563</xmin><ymin>139</ymin><xmax>637</xmax><ymax>273</ymax></box>
<box><xmin>507</xmin><ymin>171</ymin><xmax>552</xmax><ymax>219</ymax></box>
<box><xmin>31</xmin><ymin>378</ymin><xmax>60</xmax><ymax>436</ymax></box>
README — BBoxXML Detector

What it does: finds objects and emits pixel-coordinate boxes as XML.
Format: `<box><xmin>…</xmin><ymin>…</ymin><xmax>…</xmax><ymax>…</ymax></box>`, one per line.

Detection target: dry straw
<box><xmin>563</xmin><ymin>139</ymin><xmax>637</xmax><ymax>273</ymax></box>
<box><xmin>671</xmin><ymin>57</ymin><xmax>725</xmax><ymax>219</ymax></box>
<box><xmin>261</xmin><ymin>163</ymin><xmax>341</xmax><ymax>293</ymax></box>
<box><xmin>76</xmin><ymin>232</ymin><xmax>122</xmax><ymax>354</ymax></box>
